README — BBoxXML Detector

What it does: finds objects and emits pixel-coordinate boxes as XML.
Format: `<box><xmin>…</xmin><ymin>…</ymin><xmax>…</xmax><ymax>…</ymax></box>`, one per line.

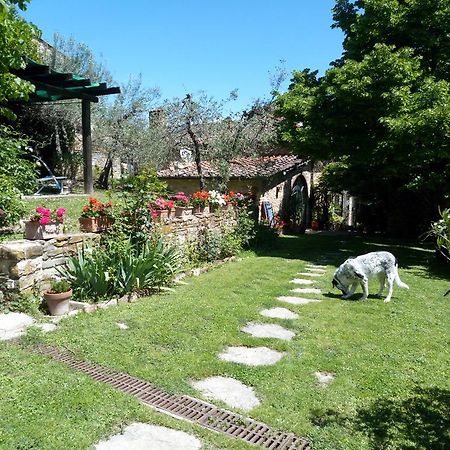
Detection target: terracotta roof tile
<box><xmin>158</xmin><ymin>154</ymin><xmax>307</xmax><ymax>179</ymax></box>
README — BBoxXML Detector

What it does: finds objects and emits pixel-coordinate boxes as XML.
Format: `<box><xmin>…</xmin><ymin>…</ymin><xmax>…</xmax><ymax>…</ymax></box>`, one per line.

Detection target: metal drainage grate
<box><xmin>35</xmin><ymin>345</ymin><xmax>311</xmax><ymax>449</ymax></box>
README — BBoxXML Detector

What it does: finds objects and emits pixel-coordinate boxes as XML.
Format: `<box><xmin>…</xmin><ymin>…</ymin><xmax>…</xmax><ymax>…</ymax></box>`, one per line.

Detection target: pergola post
<box><xmin>82</xmin><ymin>99</ymin><xmax>93</xmax><ymax>194</ymax></box>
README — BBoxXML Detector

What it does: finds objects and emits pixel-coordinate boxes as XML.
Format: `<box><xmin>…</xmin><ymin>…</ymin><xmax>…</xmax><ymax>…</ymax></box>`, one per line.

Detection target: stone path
<box><xmin>95</xmin><ymin>423</ymin><xmax>202</xmax><ymax>450</ymax></box>
<box><xmin>191</xmin><ymin>260</ymin><xmax>334</xmax><ymax>415</ymax></box>
<box><xmin>0</xmin><ymin>312</ymin><xmax>35</xmax><ymax>340</ymax></box>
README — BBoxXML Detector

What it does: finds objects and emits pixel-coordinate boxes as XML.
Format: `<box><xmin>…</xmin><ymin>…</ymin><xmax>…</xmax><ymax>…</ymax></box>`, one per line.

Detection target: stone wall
<box><xmin>160</xmin><ymin>208</ymin><xmax>237</xmax><ymax>245</ymax></box>
<box><xmin>0</xmin><ymin>210</ymin><xmax>238</xmax><ymax>299</ymax></box>
<box><xmin>0</xmin><ymin>233</ymin><xmax>100</xmax><ymax>296</ymax></box>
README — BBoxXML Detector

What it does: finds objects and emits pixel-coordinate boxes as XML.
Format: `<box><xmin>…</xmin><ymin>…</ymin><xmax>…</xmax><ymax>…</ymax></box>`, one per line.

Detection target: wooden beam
<box><xmin>82</xmin><ymin>99</ymin><xmax>93</xmax><ymax>194</ymax></box>
<box><xmin>34</xmin><ymin>81</ymin><xmax>99</xmax><ymax>103</ymax></box>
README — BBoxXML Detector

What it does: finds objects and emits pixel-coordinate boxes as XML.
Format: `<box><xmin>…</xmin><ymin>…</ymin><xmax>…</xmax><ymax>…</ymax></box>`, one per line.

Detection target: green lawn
<box><xmin>2</xmin><ymin>234</ymin><xmax>450</xmax><ymax>449</ymax></box>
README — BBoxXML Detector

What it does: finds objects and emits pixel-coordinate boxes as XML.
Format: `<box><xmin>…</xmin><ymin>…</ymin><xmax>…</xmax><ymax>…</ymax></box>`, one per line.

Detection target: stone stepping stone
<box><xmin>260</xmin><ymin>307</ymin><xmax>299</xmax><ymax>320</ymax></box>
<box><xmin>94</xmin><ymin>423</ymin><xmax>201</xmax><ymax>450</ymax></box>
<box><xmin>0</xmin><ymin>312</ymin><xmax>35</xmax><ymax>341</ymax></box>
<box><xmin>219</xmin><ymin>346</ymin><xmax>285</xmax><ymax>366</ymax></box>
<box><xmin>306</xmin><ymin>264</ymin><xmax>327</xmax><ymax>269</ymax></box>
<box><xmin>297</xmin><ymin>272</ymin><xmax>323</xmax><ymax>277</ymax></box>
<box><xmin>278</xmin><ymin>296</ymin><xmax>321</xmax><ymax>305</ymax></box>
<box><xmin>290</xmin><ymin>278</ymin><xmax>314</xmax><ymax>285</ymax></box>
<box><xmin>191</xmin><ymin>376</ymin><xmax>260</xmax><ymax>411</ymax></box>
<box><xmin>315</xmin><ymin>371</ymin><xmax>335</xmax><ymax>386</ymax></box>
<box><xmin>305</xmin><ymin>267</ymin><xmax>326</xmax><ymax>273</ymax></box>
<box><xmin>241</xmin><ymin>322</ymin><xmax>295</xmax><ymax>341</ymax></box>
<box><xmin>33</xmin><ymin>323</ymin><xmax>57</xmax><ymax>333</ymax></box>
<box><xmin>116</xmin><ymin>322</ymin><xmax>129</xmax><ymax>330</ymax></box>
<box><xmin>291</xmin><ymin>287</ymin><xmax>322</xmax><ymax>294</ymax></box>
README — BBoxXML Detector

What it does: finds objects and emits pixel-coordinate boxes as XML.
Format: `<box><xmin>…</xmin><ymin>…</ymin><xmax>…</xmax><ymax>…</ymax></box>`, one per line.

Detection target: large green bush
<box><xmin>0</xmin><ymin>176</ymin><xmax>25</xmax><ymax>227</ymax></box>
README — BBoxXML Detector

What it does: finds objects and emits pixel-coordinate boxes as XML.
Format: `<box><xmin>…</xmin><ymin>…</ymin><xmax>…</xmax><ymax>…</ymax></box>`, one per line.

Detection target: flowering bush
<box><xmin>150</xmin><ymin>197</ymin><xmax>174</xmax><ymax>210</ymax></box>
<box><xmin>274</xmin><ymin>214</ymin><xmax>285</xmax><ymax>231</ymax></box>
<box><xmin>80</xmin><ymin>197</ymin><xmax>113</xmax><ymax>218</ymax></box>
<box><xmin>191</xmin><ymin>191</ymin><xmax>210</xmax><ymax>207</ymax></box>
<box><xmin>208</xmin><ymin>190</ymin><xmax>226</xmax><ymax>206</ymax></box>
<box><xmin>172</xmin><ymin>192</ymin><xmax>190</xmax><ymax>207</ymax></box>
<box><xmin>29</xmin><ymin>207</ymin><xmax>66</xmax><ymax>225</ymax></box>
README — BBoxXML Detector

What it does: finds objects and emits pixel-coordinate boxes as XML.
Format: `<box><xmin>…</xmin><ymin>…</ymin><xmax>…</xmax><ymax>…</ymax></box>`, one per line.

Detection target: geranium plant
<box><xmin>29</xmin><ymin>206</ymin><xmax>66</xmax><ymax>224</ymax></box>
<box><xmin>191</xmin><ymin>191</ymin><xmax>210</xmax><ymax>207</ymax></box>
<box><xmin>150</xmin><ymin>197</ymin><xmax>174</xmax><ymax>211</ymax></box>
<box><xmin>172</xmin><ymin>192</ymin><xmax>190</xmax><ymax>207</ymax></box>
<box><xmin>208</xmin><ymin>190</ymin><xmax>226</xmax><ymax>206</ymax></box>
<box><xmin>80</xmin><ymin>197</ymin><xmax>113</xmax><ymax>218</ymax></box>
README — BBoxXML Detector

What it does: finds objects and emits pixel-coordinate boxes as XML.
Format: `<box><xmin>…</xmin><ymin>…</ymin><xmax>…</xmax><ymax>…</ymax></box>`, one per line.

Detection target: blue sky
<box><xmin>22</xmin><ymin>0</ymin><xmax>343</xmax><ymax>111</ymax></box>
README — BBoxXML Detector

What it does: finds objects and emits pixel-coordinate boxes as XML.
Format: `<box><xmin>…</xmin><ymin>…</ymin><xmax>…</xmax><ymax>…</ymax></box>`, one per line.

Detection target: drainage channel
<box><xmin>35</xmin><ymin>345</ymin><xmax>311</xmax><ymax>450</ymax></box>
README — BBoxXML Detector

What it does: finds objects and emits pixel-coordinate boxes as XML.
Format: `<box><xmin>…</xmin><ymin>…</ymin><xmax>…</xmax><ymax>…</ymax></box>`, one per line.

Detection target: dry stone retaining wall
<box><xmin>0</xmin><ymin>210</ymin><xmax>238</xmax><ymax>302</ymax></box>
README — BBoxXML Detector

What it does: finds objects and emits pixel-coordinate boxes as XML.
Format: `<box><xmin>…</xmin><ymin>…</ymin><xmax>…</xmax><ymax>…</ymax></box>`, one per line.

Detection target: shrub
<box><xmin>60</xmin><ymin>233</ymin><xmax>180</xmax><ymax>300</ymax></box>
<box><xmin>0</xmin><ymin>177</ymin><xmax>26</xmax><ymax>227</ymax></box>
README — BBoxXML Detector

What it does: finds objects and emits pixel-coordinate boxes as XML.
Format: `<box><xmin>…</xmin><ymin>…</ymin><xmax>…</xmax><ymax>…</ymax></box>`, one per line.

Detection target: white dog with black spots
<box><xmin>332</xmin><ymin>251</ymin><xmax>409</xmax><ymax>302</ymax></box>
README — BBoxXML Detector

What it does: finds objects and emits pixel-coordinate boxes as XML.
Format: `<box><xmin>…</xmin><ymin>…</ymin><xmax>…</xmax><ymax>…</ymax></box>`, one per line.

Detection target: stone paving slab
<box><xmin>0</xmin><ymin>312</ymin><xmax>35</xmax><ymax>341</ymax></box>
<box><xmin>219</xmin><ymin>346</ymin><xmax>285</xmax><ymax>366</ymax></box>
<box><xmin>116</xmin><ymin>322</ymin><xmax>129</xmax><ymax>330</ymax></box>
<box><xmin>290</xmin><ymin>288</ymin><xmax>322</xmax><ymax>295</ymax></box>
<box><xmin>297</xmin><ymin>272</ymin><xmax>323</xmax><ymax>277</ymax></box>
<box><xmin>33</xmin><ymin>323</ymin><xmax>57</xmax><ymax>333</ymax></box>
<box><xmin>260</xmin><ymin>307</ymin><xmax>299</xmax><ymax>320</ymax></box>
<box><xmin>191</xmin><ymin>376</ymin><xmax>260</xmax><ymax>411</ymax></box>
<box><xmin>290</xmin><ymin>278</ymin><xmax>314</xmax><ymax>285</ymax></box>
<box><xmin>315</xmin><ymin>371</ymin><xmax>335</xmax><ymax>386</ymax></box>
<box><xmin>278</xmin><ymin>296</ymin><xmax>321</xmax><ymax>305</ymax></box>
<box><xmin>241</xmin><ymin>322</ymin><xmax>295</xmax><ymax>340</ymax></box>
<box><xmin>306</xmin><ymin>265</ymin><xmax>327</xmax><ymax>269</ymax></box>
<box><xmin>305</xmin><ymin>267</ymin><xmax>326</xmax><ymax>273</ymax></box>
<box><xmin>94</xmin><ymin>423</ymin><xmax>201</xmax><ymax>450</ymax></box>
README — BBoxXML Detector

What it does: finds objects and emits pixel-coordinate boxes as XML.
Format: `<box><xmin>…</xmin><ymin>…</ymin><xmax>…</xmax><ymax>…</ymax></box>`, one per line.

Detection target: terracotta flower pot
<box><xmin>24</xmin><ymin>221</ymin><xmax>63</xmax><ymax>240</ymax></box>
<box><xmin>79</xmin><ymin>217</ymin><xmax>101</xmax><ymax>233</ymax></box>
<box><xmin>153</xmin><ymin>209</ymin><xmax>169</xmax><ymax>220</ymax></box>
<box><xmin>43</xmin><ymin>289</ymin><xmax>72</xmax><ymax>316</ymax></box>
<box><xmin>174</xmin><ymin>206</ymin><xmax>193</xmax><ymax>217</ymax></box>
<box><xmin>193</xmin><ymin>205</ymin><xmax>209</xmax><ymax>215</ymax></box>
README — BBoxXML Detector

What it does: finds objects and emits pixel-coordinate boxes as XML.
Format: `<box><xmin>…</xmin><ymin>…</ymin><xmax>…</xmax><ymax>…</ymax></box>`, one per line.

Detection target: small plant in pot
<box><xmin>43</xmin><ymin>279</ymin><xmax>72</xmax><ymax>316</ymax></box>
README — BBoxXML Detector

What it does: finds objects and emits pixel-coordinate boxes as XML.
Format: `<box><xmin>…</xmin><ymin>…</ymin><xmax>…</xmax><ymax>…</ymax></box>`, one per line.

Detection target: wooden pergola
<box><xmin>12</xmin><ymin>61</ymin><xmax>120</xmax><ymax>194</ymax></box>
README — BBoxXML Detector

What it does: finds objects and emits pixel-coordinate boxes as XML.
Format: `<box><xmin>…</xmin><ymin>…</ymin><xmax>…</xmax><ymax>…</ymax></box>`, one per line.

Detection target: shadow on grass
<box><xmin>310</xmin><ymin>387</ymin><xmax>450</xmax><ymax>450</ymax></box>
<box><xmin>253</xmin><ymin>233</ymin><xmax>450</xmax><ymax>285</ymax></box>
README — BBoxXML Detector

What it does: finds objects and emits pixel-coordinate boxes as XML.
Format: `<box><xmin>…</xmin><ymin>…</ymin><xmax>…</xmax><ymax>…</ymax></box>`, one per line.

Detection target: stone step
<box><xmin>218</xmin><ymin>346</ymin><xmax>285</xmax><ymax>366</ymax></box>
<box><xmin>291</xmin><ymin>287</ymin><xmax>322</xmax><ymax>294</ymax></box>
<box><xmin>241</xmin><ymin>322</ymin><xmax>295</xmax><ymax>340</ymax></box>
<box><xmin>259</xmin><ymin>307</ymin><xmax>299</xmax><ymax>320</ymax></box>
<box><xmin>290</xmin><ymin>278</ymin><xmax>314</xmax><ymax>285</ymax></box>
<box><xmin>191</xmin><ymin>376</ymin><xmax>260</xmax><ymax>411</ymax></box>
<box><xmin>278</xmin><ymin>296</ymin><xmax>321</xmax><ymax>305</ymax></box>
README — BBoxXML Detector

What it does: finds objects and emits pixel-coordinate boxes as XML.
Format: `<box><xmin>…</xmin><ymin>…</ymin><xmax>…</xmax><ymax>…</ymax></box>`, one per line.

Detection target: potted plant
<box><xmin>208</xmin><ymin>190</ymin><xmax>226</xmax><ymax>212</ymax></box>
<box><xmin>79</xmin><ymin>197</ymin><xmax>113</xmax><ymax>232</ymax></box>
<box><xmin>148</xmin><ymin>197</ymin><xmax>174</xmax><ymax>220</ymax></box>
<box><xmin>24</xmin><ymin>207</ymin><xmax>66</xmax><ymax>240</ymax></box>
<box><xmin>191</xmin><ymin>191</ymin><xmax>210</xmax><ymax>214</ymax></box>
<box><xmin>43</xmin><ymin>279</ymin><xmax>72</xmax><ymax>316</ymax></box>
<box><xmin>172</xmin><ymin>192</ymin><xmax>192</xmax><ymax>217</ymax></box>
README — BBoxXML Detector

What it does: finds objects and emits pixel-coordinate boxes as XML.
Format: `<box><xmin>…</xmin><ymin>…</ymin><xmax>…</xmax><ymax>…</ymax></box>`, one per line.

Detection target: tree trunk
<box><xmin>97</xmin><ymin>153</ymin><xmax>113</xmax><ymax>189</ymax></box>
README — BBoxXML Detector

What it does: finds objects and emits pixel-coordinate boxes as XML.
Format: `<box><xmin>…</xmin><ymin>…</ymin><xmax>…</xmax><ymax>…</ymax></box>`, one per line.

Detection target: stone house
<box><xmin>157</xmin><ymin>153</ymin><xmax>314</xmax><ymax>229</ymax></box>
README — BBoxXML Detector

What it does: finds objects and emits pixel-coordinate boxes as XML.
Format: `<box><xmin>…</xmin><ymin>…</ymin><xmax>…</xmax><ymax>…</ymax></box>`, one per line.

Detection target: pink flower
<box><xmin>39</xmin><ymin>216</ymin><xmax>51</xmax><ymax>225</ymax></box>
<box><xmin>36</xmin><ymin>207</ymin><xmax>46</xmax><ymax>214</ymax></box>
<box><xmin>56</xmin><ymin>208</ymin><xmax>66</xmax><ymax>217</ymax></box>
<box><xmin>42</xmin><ymin>208</ymin><xmax>51</xmax><ymax>217</ymax></box>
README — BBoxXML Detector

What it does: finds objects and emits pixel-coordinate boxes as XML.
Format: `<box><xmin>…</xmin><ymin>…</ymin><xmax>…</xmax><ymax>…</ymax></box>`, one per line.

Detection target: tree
<box><xmin>0</xmin><ymin>0</ymin><xmax>38</xmax><ymax>119</ymax></box>
<box><xmin>155</xmin><ymin>90</ymin><xmax>278</xmax><ymax>190</ymax></box>
<box><xmin>276</xmin><ymin>0</ymin><xmax>450</xmax><ymax>235</ymax></box>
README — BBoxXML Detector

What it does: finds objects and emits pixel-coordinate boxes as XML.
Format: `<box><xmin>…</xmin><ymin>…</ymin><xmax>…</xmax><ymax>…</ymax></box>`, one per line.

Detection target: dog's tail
<box><xmin>394</xmin><ymin>264</ymin><xmax>409</xmax><ymax>290</ymax></box>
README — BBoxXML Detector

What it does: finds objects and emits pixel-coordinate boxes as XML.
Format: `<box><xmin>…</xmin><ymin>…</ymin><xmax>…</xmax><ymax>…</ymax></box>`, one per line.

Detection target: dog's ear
<box><xmin>332</xmin><ymin>278</ymin><xmax>338</xmax><ymax>288</ymax></box>
<box><xmin>352</xmin><ymin>269</ymin><xmax>364</xmax><ymax>279</ymax></box>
